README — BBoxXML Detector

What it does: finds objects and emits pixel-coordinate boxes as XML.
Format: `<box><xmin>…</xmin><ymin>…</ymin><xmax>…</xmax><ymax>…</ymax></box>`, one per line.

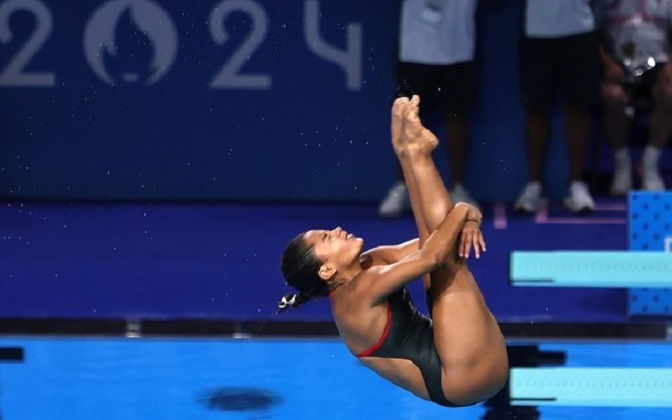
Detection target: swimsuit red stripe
<box><xmin>357</xmin><ymin>303</ymin><xmax>392</xmax><ymax>358</ymax></box>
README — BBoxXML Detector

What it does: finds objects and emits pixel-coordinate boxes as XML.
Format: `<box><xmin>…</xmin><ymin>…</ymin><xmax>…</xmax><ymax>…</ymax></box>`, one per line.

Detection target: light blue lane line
<box><xmin>510</xmin><ymin>251</ymin><xmax>672</xmax><ymax>287</ymax></box>
<box><xmin>511</xmin><ymin>368</ymin><xmax>672</xmax><ymax>407</ymax></box>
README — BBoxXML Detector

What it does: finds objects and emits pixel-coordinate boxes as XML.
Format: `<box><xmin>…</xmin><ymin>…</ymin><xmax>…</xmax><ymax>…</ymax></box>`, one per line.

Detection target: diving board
<box><xmin>510</xmin><ymin>368</ymin><xmax>672</xmax><ymax>407</ymax></box>
<box><xmin>510</xmin><ymin>251</ymin><xmax>672</xmax><ymax>288</ymax></box>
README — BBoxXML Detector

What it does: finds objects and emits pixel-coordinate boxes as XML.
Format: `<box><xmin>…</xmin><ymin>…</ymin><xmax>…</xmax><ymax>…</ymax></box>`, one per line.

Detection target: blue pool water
<box><xmin>1</xmin><ymin>338</ymin><xmax>671</xmax><ymax>419</ymax></box>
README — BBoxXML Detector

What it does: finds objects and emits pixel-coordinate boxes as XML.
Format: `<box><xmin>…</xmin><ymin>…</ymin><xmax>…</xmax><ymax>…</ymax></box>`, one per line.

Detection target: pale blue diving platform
<box><xmin>511</xmin><ymin>367</ymin><xmax>672</xmax><ymax>407</ymax></box>
<box><xmin>510</xmin><ymin>251</ymin><xmax>672</xmax><ymax>288</ymax></box>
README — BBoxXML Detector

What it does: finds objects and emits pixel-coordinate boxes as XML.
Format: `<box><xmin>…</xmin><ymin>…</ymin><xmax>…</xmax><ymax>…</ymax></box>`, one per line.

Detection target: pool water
<box><xmin>1</xmin><ymin>337</ymin><xmax>671</xmax><ymax>419</ymax></box>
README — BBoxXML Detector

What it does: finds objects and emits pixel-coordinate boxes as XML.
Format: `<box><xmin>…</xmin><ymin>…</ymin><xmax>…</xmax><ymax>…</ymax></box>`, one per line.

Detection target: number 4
<box><xmin>304</xmin><ymin>0</ymin><xmax>362</xmax><ymax>91</ymax></box>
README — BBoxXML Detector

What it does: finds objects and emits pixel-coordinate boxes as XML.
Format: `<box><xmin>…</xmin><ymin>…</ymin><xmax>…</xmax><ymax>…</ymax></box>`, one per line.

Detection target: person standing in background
<box><xmin>379</xmin><ymin>0</ymin><xmax>480</xmax><ymax>218</ymax></box>
<box><xmin>596</xmin><ymin>0</ymin><xmax>672</xmax><ymax>194</ymax></box>
<box><xmin>514</xmin><ymin>0</ymin><xmax>601</xmax><ymax>213</ymax></box>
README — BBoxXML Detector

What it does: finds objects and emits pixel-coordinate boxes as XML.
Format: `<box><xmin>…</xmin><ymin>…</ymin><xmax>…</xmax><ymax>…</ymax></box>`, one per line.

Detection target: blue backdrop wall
<box><xmin>1</xmin><ymin>0</ymin><xmax>576</xmax><ymax>203</ymax></box>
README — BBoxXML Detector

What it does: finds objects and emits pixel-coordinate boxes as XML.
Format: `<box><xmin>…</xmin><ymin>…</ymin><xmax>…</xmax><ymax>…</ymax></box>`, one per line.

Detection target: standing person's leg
<box><xmin>648</xmin><ymin>67</ymin><xmax>672</xmax><ymax>149</ymax></box>
<box><xmin>643</xmin><ymin>66</ymin><xmax>672</xmax><ymax>190</ymax></box>
<box><xmin>561</xmin><ymin>32</ymin><xmax>599</xmax><ymax>212</ymax></box>
<box><xmin>601</xmin><ymin>83</ymin><xmax>630</xmax><ymax>151</ymax></box>
<box><xmin>563</xmin><ymin>100</ymin><xmax>596</xmax><ymax>210</ymax></box>
<box><xmin>601</xmin><ymin>81</ymin><xmax>632</xmax><ymax>195</ymax></box>
<box><xmin>397</xmin><ymin>97</ymin><xmax>508</xmax><ymax>405</ymax></box>
<box><xmin>525</xmin><ymin>110</ymin><xmax>551</xmax><ymax>183</ymax></box>
<box><xmin>515</xmin><ymin>36</ymin><xmax>553</xmax><ymax>212</ymax></box>
<box><xmin>442</xmin><ymin>61</ymin><xmax>478</xmax><ymax>206</ymax></box>
<box><xmin>564</xmin><ymin>101</ymin><xmax>596</xmax><ymax>211</ymax></box>
<box><xmin>564</xmin><ymin>102</ymin><xmax>592</xmax><ymax>182</ymax></box>
<box><xmin>513</xmin><ymin>110</ymin><xmax>551</xmax><ymax>213</ymax></box>
<box><xmin>445</xmin><ymin>112</ymin><xmax>469</xmax><ymax>188</ymax></box>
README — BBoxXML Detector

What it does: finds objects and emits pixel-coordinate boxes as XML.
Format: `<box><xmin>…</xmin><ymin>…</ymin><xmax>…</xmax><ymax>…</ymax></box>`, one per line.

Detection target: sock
<box><xmin>642</xmin><ymin>145</ymin><xmax>661</xmax><ymax>169</ymax></box>
<box><xmin>613</xmin><ymin>148</ymin><xmax>631</xmax><ymax>166</ymax></box>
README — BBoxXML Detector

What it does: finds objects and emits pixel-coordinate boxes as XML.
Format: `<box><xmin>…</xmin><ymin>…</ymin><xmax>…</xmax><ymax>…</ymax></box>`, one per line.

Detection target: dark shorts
<box><xmin>519</xmin><ymin>31</ymin><xmax>601</xmax><ymax>111</ymax></box>
<box><xmin>396</xmin><ymin>61</ymin><xmax>477</xmax><ymax>114</ymax></box>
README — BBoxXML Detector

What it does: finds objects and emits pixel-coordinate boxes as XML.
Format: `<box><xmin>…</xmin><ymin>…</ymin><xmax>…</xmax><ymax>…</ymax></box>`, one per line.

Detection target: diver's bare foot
<box><xmin>401</xmin><ymin>95</ymin><xmax>438</xmax><ymax>155</ymax></box>
<box><xmin>391</xmin><ymin>97</ymin><xmax>409</xmax><ymax>155</ymax></box>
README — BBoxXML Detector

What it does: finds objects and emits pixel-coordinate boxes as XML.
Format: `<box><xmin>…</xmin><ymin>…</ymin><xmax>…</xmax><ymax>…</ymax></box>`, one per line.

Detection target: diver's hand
<box><xmin>459</xmin><ymin>220</ymin><xmax>486</xmax><ymax>259</ymax></box>
<box><xmin>455</xmin><ymin>202</ymin><xmax>485</xmax><ymax>259</ymax></box>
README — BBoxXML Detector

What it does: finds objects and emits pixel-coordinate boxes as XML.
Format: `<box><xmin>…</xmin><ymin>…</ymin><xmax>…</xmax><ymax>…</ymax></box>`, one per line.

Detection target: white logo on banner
<box><xmin>1</xmin><ymin>0</ymin><xmax>362</xmax><ymax>89</ymax></box>
<box><xmin>83</xmin><ymin>0</ymin><xmax>177</xmax><ymax>86</ymax></box>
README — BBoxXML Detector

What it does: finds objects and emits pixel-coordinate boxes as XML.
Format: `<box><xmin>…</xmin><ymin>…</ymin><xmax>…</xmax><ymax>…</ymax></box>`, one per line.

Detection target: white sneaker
<box><xmin>450</xmin><ymin>183</ymin><xmax>479</xmax><ymax>207</ymax></box>
<box><xmin>563</xmin><ymin>181</ymin><xmax>595</xmax><ymax>213</ymax></box>
<box><xmin>642</xmin><ymin>167</ymin><xmax>666</xmax><ymax>191</ymax></box>
<box><xmin>514</xmin><ymin>181</ymin><xmax>547</xmax><ymax>213</ymax></box>
<box><xmin>610</xmin><ymin>159</ymin><xmax>632</xmax><ymax>196</ymax></box>
<box><xmin>378</xmin><ymin>181</ymin><xmax>410</xmax><ymax>218</ymax></box>
<box><xmin>641</xmin><ymin>146</ymin><xmax>666</xmax><ymax>191</ymax></box>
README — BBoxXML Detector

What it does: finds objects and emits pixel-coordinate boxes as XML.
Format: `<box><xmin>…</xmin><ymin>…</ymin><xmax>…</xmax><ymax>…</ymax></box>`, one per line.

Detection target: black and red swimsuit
<box><xmin>339</xmin><ymin>287</ymin><xmax>459</xmax><ymax>407</ymax></box>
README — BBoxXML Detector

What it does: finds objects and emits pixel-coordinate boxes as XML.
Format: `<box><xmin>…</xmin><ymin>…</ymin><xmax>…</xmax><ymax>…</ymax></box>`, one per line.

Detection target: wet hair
<box><xmin>278</xmin><ymin>232</ymin><xmax>331</xmax><ymax>312</ymax></box>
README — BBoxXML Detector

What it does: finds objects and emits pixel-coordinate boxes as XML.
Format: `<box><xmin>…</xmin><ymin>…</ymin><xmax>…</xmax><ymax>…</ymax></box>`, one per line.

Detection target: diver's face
<box><xmin>303</xmin><ymin>227</ymin><xmax>364</xmax><ymax>275</ymax></box>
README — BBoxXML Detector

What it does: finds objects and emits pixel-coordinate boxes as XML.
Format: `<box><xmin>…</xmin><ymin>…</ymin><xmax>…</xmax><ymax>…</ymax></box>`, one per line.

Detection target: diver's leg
<box><xmin>393</xmin><ymin>96</ymin><xmax>456</xmax><ymax>309</ymax></box>
<box><xmin>428</xmin><ymin>262</ymin><xmax>508</xmax><ymax>406</ymax></box>
<box><xmin>392</xmin><ymin>97</ymin><xmax>430</xmax><ymax>243</ymax></box>
<box><xmin>396</xmin><ymin>95</ymin><xmax>456</xmax><ymax>235</ymax></box>
<box><xmin>396</xmin><ymin>98</ymin><xmax>508</xmax><ymax>404</ymax></box>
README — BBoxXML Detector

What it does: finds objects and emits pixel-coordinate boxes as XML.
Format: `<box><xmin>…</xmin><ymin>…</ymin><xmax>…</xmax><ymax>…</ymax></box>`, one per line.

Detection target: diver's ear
<box><xmin>318</xmin><ymin>264</ymin><xmax>335</xmax><ymax>281</ymax></box>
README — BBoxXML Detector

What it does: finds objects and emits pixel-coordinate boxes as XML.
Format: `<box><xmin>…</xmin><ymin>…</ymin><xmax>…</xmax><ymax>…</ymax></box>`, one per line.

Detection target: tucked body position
<box><xmin>279</xmin><ymin>96</ymin><xmax>508</xmax><ymax>407</ymax></box>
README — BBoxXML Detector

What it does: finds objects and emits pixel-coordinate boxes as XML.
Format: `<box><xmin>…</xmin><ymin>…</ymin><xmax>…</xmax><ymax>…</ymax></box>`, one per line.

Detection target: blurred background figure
<box><xmin>514</xmin><ymin>0</ymin><xmax>601</xmax><ymax>213</ymax></box>
<box><xmin>379</xmin><ymin>0</ymin><xmax>480</xmax><ymax>217</ymax></box>
<box><xmin>596</xmin><ymin>0</ymin><xmax>672</xmax><ymax>195</ymax></box>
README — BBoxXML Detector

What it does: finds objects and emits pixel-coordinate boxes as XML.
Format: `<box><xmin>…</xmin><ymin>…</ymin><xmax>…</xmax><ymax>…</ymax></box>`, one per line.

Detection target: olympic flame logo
<box><xmin>83</xmin><ymin>0</ymin><xmax>177</xmax><ymax>86</ymax></box>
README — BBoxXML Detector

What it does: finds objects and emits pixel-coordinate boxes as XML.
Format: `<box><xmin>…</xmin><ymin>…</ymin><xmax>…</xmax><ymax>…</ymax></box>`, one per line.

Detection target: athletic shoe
<box><xmin>450</xmin><ymin>183</ymin><xmax>479</xmax><ymax>208</ymax></box>
<box><xmin>378</xmin><ymin>181</ymin><xmax>410</xmax><ymax>218</ymax></box>
<box><xmin>642</xmin><ymin>166</ymin><xmax>666</xmax><ymax>191</ymax></box>
<box><xmin>514</xmin><ymin>181</ymin><xmax>547</xmax><ymax>213</ymax></box>
<box><xmin>610</xmin><ymin>159</ymin><xmax>632</xmax><ymax>196</ymax></box>
<box><xmin>563</xmin><ymin>181</ymin><xmax>595</xmax><ymax>213</ymax></box>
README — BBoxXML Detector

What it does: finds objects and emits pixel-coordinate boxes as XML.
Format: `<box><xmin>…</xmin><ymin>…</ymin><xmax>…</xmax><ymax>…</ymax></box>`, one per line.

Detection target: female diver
<box><xmin>279</xmin><ymin>95</ymin><xmax>508</xmax><ymax>407</ymax></box>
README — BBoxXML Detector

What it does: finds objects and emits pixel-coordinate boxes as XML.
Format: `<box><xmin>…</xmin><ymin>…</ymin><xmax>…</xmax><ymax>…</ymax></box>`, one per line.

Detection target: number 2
<box><xmin>209</xmin><ymin>0</ymin><xmax>271</xmax><ymax>90</ymax></box>
<box><xmin>0</xmin><ymin>0</ymin><xmax>55</xmax><ymax>87</ymax></box>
